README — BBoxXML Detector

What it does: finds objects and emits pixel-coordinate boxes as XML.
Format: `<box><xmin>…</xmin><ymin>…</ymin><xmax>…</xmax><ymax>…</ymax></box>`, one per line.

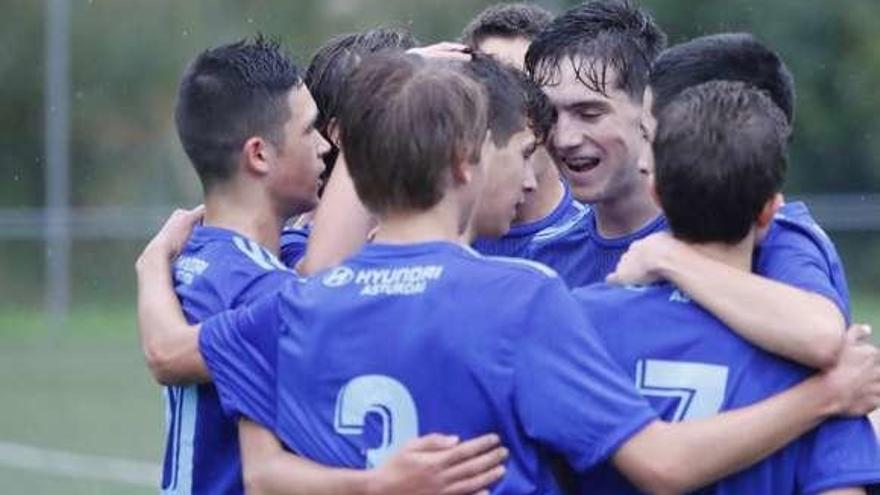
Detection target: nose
<box><xmin>522</xmin><ymin>160</ymin><xmax>537</xmax><ymax>193</ymax></box>
<box><xmin>315</xmin><ymin>131</ymin><xmax>332</xmax><ymax>158</ymax></box>
<box><xmin>551</xmin><ymin>113</ymin><xmax>584</xmax><ymax>155</ymax></box>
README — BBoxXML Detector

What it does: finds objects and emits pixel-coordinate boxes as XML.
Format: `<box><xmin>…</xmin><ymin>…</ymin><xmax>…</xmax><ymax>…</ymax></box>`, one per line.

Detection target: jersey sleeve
<box><xmin>756</xmin><ymin>224</ymin><xmax>850</xmax><ymax>321</ymax></box>
<box><xmin>797</xmin><ymin>416</ymin><xmax>880</xmax><ymax>494</ymax></box>
<box><xmin>198</xmin><ymin>291</ymin><xmax>285</xmax><ymax>430</ymax></box>
<box><xmin>513</xmin><ymin>277</ymin><xmax>658</xmax><ymax>472</ymax></box>
<box><xmin>279</xmin><ymin>228</ymin><xmax>309</xmax><ymax>269</ymax></box>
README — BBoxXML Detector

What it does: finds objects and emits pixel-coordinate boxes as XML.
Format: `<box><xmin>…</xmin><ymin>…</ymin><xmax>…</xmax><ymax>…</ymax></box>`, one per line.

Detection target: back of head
<box><xmin>174</xmin><ymin>36</ymin><xmax>302</xmax><ymax>192</ymax></box>
<box><xmin>306</xmin><ymin>27</ymin><xmax>417</xmax><ymax>177</ymax></box>
<box><xmin>525</xmin><ymin>0</ymin><xmax>666</xmax><ymax>100</ymax></box>
<box><xmin>650</xmin><ymin>33</ymin><xmax>795</xmax><ymax>134</ymax></box>
<box><xmin>654</xmin><ymin>81</ymin><xmax>787</xmax><ymax>244</ymax></box>
<box><xmin>339</xmin><ymin>53</ymin><xmax>488</xmax><ymax>215</ymax></box>
<box><xmin>460</xmin><ymin>2</ymin><xmax>553</xmax><ymax>47</ymax></box>
<box><xmin>462</xmin><ymin>53</ymin><xmax>530</xmax><ymax>147</ymax></box>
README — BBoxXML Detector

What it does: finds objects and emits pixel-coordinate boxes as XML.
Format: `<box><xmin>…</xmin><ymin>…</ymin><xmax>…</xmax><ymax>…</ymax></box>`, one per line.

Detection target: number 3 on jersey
<box><xmin>334</xmin><ymin>375</ymin><xmax>419</xmax><ymax>468</ymax></box>
<box><xmin>635</xmin><ymin>359</ymin><xmax>729</xmax><ymax>421</ymax></box>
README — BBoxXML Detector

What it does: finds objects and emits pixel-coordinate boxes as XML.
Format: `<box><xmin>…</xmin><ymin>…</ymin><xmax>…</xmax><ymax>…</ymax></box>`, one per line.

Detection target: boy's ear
<box><xmin>243</xmin><ymin>136</ymin><xmax>271</xmax><ymax>175</ymax></box>
<box><xmin>757</xmin><ymin>192</ymin><xmax>783</xmax><ymax>229</ymax></box>
<box><xmin>327</xmin><ymin>118</ymin><xmax>341</xmax><ymax>147</ymax></box>
<box><xmin>450</xmin><ymin>155</ymin><xmax>473</xmax><ymax>185</ymax></box>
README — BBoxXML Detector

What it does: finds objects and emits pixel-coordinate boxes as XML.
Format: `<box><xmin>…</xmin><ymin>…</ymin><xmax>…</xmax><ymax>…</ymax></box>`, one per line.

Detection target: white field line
<box><xmin>0</xmin><ymin>440</ymin><xmax>159</xmax><ymax>487</ymax></box>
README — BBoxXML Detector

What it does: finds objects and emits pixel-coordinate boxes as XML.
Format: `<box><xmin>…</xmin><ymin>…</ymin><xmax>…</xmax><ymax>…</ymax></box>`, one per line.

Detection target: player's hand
<box><xmin>407</xmin><ymin>42</ymin><xmax>473</xmax><ymax>62</ymax></box>
<box><xmin>606</xmin><ymin>231</ymin><xmax>678</xmax><ymax>285</ymax></box>
<box><xmin>368</xmin><ymin>433</ymin><xmax>507</xmax><ymax>495</ymax></box>
<box><xmin>136</xmin><ymin>205</ymin><xmax>204</xmax><ymax>270</ymax></box>
<box><xmin>820</xmin><ymin>324</ymin><xmax>880</xmax><ymax>416</ymax></box>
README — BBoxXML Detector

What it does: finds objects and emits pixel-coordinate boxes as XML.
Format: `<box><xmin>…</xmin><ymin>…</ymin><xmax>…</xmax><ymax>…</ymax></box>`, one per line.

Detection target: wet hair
<box><xmin>305</xmin><ymin>27</ymin><xmax>417</xmax><ymax>184</ymax></box>
<box><xmin>526</xmin><ymin>0</ymin><xmax>666</xmax><ymax>100</ymax></box>
<box><xmin>460</xmin><ymin>3</ymin><xmax>553</xmax><ymax>47</ymax></box>
<box><xmin>175</xmin><ymin>36</ymin><xmax>302</xmax><ymax>191</ymax></box>
<box><xmin>650</xmin><ymin>32</ymin><xmax>795</xmax><ymax>138</ymax></box>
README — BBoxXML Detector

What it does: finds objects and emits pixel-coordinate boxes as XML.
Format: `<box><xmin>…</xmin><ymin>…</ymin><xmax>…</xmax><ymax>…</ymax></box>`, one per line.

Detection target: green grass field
<box><xmin>0</xmin><ymin>291</ymin><xmax>877</xmax><ymax>493</ymax></box>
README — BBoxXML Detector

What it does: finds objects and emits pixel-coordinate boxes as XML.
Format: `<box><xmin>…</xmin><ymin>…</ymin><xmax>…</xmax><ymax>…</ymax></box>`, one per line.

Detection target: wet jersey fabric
<box><xmin>199</xmin><ymin>241</ymin><xmax>659</xmax><ymax>494</ymax></box>
<box><xmin>571</xmin><ymin>282</ymin><xmax>880</xmax><ymax>494</ymax></box>
<box><xmin>163</xmin><ymin>225</ymin><xmax>294</xmax><ymax>495</ymax></box>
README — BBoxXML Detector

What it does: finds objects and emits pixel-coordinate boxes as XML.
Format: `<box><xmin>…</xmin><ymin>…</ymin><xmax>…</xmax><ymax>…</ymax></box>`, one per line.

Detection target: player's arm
<box><xmin>608</xmin><ymin>231</ymin><xmax>844</xmax><ymax>368</ymax></box>
<box><xmin>135</xmin><ymin>206</ymin><xmax>209</xmax><ymax>385</ymax></box>
<box><xmin>239</xmin><ymin>419</ymin><xmax>506</xmax><ymax>495</ymax></box>
<box><xmin>611</xmin><ymin>324</ymin><xmax>880</xmax><ymax>494</ymax></box>
<box><xmin>817</xmin><ymin>489</ymin><xmax>866</xmax><ymax>495</ymax></box>
<box><xmin>296</xmin><ymin>156</ymin><xmax>375</xmax><ymax>276</ymax></box>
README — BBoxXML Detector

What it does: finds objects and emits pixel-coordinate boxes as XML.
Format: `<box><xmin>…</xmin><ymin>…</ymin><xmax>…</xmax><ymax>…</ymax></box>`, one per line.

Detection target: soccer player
<box><xmin>526</xmin><ymin>1</ymin><xmax>852</xmax><ymax>372</ymax></box>
<box><xmin>139</xmin><ymin>37</ymin><xmax>505</xmax><ymax>495</ymax></box>
<box><xmin>573</xmin><ymin>80</ymin><xmax>880</xmax><ymax>493</ymax></box>
<box><xmin>610</xmin><ymin>32</ymin><xmax>853</xmax><ymax>369</ymax></box>
<box><xmin>279</xmin><ymin>27</ymin><xmax>419</xmax><ymax>269</ymax></box>
<box><xmin>461</xmin><ymin>4</ymin><xmax>588</xmax><ymax>264</ymax></box>
<box><xmin>138</xmin><ymin>52</ymin><xmax>880</xmax><ymax>495</ymax></box>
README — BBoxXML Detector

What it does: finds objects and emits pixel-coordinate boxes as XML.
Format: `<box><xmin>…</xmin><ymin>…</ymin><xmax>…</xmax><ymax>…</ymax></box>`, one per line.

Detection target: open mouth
<box><xmin>564</xmin><ymin>156</ymin><xmax>601</xmax><ymax>173</ymax></box>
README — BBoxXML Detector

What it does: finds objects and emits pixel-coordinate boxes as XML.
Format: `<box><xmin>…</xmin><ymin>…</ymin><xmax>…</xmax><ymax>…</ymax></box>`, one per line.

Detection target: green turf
<box><xmin>0</xmin><ymin>307</ymin><xmax>163</xmax><ymax>494</ymax></box>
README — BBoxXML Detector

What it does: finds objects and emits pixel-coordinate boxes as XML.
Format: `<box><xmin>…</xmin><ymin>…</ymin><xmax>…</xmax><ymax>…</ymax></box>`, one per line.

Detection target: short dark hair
<box><xmin>460</xmin><ymin>3</ymin><xmax>553</xmax><ymax>48</ymax></box>
<box><xmin>519</xmin><ymin>69</ymin><xmax>556</xmax><ymax>144</ymax></box>
<box><xmin>305</xmin><ymin>27</ymin><xmax>417</xmax><ymax>182</ymax></box>
<box><xmin>463</xmin><ymin>54</ymin><xmax>529</xmax><ymax>146</ymax></box>
<box><xmin>654</xmin><ymin>81</ymin><xmax>787</xmax><ymax>244</ymax></box>
<box><xmin>174</xmin><ymin>36</ymin><xmax>302</xmax><ymax>192</ymax></box>
<box><xmin>525</xmin><ymin>0</ymin><xmax>666</xmax><ymax>100</ymax></box>
<box><xmin>650</xmin><ymin>33</ymin><xmax>795</xmax><ymax>136</ymax></box>
<box><xmin>339</xmin><ymin>53</ymin><xmax>487</xmax><ymax>215</ymax></box>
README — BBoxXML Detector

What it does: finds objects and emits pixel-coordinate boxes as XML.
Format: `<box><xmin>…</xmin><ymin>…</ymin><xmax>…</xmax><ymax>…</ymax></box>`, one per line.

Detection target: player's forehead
<box><xmin>542</xmin><ymin>56</ymin><xmax>634</xmax><ymax>109</ymax></box>
<box><xmin>477</xmin><ymin>35</ymin><xmax>531</xmax><ymax>70</ymax></box>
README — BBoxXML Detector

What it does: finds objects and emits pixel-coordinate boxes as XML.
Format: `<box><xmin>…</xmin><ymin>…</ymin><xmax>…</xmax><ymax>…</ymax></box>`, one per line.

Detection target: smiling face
<box><xmin>542</xmin><ymin>57</ymin><xmax>648</xmax><ymax>206</ymax></box>
<box><xmin>265</xmin><ymin>86</ymin><xmax>330</xmax><ymax>217</ymax></box>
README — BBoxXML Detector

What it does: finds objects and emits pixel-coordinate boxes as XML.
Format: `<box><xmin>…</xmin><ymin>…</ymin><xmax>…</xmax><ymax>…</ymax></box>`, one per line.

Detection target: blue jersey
<box><xmin>572</xmin><ymin>282</ymin><xmax>880</xmax><ymax>494</ymax></box>
<box><xmin>163</xmin><ymin>225</ymin><xmax>294</xmax><ymax>495</ymax></box>
<box><xmin>472</xmin><ymin>181</ymin><xmax>588</xmax><ymax>260</ymax></box>
<box><xmin>280</xmin><ymin>225</ymin><xmax>310</xmax><ymax>269</ymax></box>
<box><xmin>472</xmin><ymin>183</ymin><xmax>668</xmax><ymax>289</ymax></box>
<box><xmin>199</xmin><ymin>241</ymin><xmax>659</xmax><ymax>494</ymax></box>
<box><xmin>755</xmin><ymin>201</ymin><xmax>851</xmax><ymax>321</ymax></box>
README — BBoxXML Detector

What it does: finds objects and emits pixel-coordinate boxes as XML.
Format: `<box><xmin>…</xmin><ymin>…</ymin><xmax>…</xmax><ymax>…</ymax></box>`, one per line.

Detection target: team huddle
<box><xmin>134</xmin><ymin>1</ymin><xmax>880</xmax><ymax>494</ymax></box>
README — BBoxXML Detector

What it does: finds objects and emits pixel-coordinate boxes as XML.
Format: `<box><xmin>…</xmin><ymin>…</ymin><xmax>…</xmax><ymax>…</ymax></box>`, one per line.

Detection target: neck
<box><xmin>372</xmin><ymin>198</ymin><xmax>464</xmax><ymax>246</ymax></box>
<box><xmin>203</xmin><ymin>184</ymin><xmax>286</xmax><ymax>255</ymax></box>
<box><xmin>685</xmin><ymin>233</ymin><xmax>755</xmax><ymax>273</ymax></box>
<box><xmin>515</xmin><ymin>169</ymin><xmax>565</xmax><ymax>224</ymax></box>
<box><xmin>594</xmin><ymin>182</ymin><xmax>661</xmax><ymax>238</ymax></box>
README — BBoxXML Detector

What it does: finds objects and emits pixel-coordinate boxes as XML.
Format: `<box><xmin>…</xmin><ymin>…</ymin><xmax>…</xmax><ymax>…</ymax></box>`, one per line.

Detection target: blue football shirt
<box><xmin>199</xmin><ymin>241</ymin><xmax>659</xmax><ymax>494</ymax></box>
<box><xmin>280</xmin><ymin>225</ymin><xmax>310</xmax><ymax>269</ymax></box>
<box><xmin>572</xmin><ymin>282</ymin><xmax>880</xmax><ymax>494</ymax></box>
<box><xmin>163</xmin><ymin>225</ymin><xmax>294</xmax><ymax>495</ymax></box>
<box><xmin>755</xmin><ymin>201</ymin><xmax>851</xmax><ymax>322</ymax></box>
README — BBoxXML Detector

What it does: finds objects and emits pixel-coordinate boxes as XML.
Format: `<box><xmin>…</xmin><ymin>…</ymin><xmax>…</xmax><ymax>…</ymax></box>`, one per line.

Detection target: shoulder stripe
<box><xmin>531</xmin><ymin>201</ymin><xmax>589</xmax><ymax>243</ymax></box>
<box><xmin>462</xmin><ymin>245</ymin><xmax>558</xmax><ymax>278</ymax></box>
<box><xmin>232</xmin><ymin>236</ymin><xmax>289</xmax><ymax>271</ymax></box>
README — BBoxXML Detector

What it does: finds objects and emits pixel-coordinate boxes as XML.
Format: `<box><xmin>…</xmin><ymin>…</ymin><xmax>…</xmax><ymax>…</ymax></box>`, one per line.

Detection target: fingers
<box><xmin>440</xmin><ymin>433</ymin><xmax>500</xmax><ymax>468</ymax></box>
<box><xmin>846</xmin><ymin>323</ymin><xmax>872</xmax><ymax>343</ymax></box>
<box><xmin>606</xmin><ymin>271</ymin><xmax>621</xmax><ymax>285</ymax></box>
<box><xmin>441</xmin><ymin>464</ymin><xmax>505</xmax><ymax>495</ymax></box>
<box><xmin>443</xmin><ymin>445</ymin><xmax>508</xmax><ymax>483</ymax></box>
<box><xmin>403</xmin><ymin>433</ymin><xmax>460</xmax><ymax>452</ymax></box>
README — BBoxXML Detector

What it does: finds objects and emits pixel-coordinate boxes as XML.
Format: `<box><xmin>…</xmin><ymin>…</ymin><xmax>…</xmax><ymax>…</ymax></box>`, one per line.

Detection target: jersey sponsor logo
<box><xmin>352</xmin><ymin>265</ymin><xmax>445</xmax><ymax>296</ymax></box>
<box><xmin>174</xmin><ymin>256</ymin><xmax>209</xmax><ymax>285</ymax></box>
<box><xmin>322</xmin><ymin>266</ymin><xmax>356</xmax><ymax>288</ymax></box>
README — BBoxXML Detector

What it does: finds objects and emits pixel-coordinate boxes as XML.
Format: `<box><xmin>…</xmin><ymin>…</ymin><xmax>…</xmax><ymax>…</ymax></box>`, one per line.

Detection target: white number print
<box><xmin>334</xmin><ymin>375</ymin><xmax>419</xmax><ymax>468</ymax></box>
<box><xmin>635</xmin><ymin>359</ymin><xmax>729</xmax><ymax>421</ymax></box>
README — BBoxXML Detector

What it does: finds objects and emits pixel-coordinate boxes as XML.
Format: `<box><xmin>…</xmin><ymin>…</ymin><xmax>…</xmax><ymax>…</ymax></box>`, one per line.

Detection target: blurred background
<box><xmin>1</xmin><ymin>0</ymin><xmax>877</xmax><ymax>492</ymax></box>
